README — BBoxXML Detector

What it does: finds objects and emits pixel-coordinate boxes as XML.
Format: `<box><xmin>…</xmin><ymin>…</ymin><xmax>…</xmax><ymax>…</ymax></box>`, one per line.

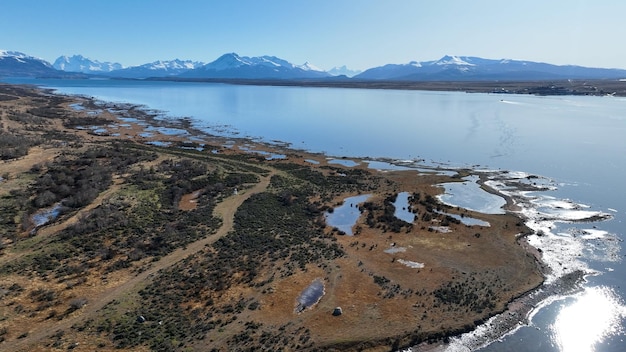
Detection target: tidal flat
<box><xmin>0</xmin><ymin>83</ymin><xmax>551</xmax><ymax>351</ymax></box>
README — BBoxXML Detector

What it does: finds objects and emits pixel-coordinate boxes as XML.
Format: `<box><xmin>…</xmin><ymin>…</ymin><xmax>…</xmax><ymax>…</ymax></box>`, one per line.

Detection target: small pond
<box><xmin>393</xmin><ymin>192</ymin><xmax>416</xmax><ymax>223</ymax></box>
<box><xmin>31</xmin><ymin>203</ymin><xmax>63</xmax><ymax>228</ymax></box>
<box><xmin>366</xmin><ymin>160</ymin><xmax>414</xmax><ymax>171</ymax></box>
<box><xmin>327</xmin><ymin>158</ymin><xmax>359</xmax><ymax>167</ymax></box>
<box><xmin>145</xmin><ymin>126</ymin><xmax>190</xmax><ymax>136</ymax></box>
<box><xmin>325</xmin><ymin>194</ymin><xmax>371</xmax><ymax>235</ymax></box>
<box><xmin>295</xmin><ymin>278</ymin><xmax>325</xmax><ymax>313</ymax></box>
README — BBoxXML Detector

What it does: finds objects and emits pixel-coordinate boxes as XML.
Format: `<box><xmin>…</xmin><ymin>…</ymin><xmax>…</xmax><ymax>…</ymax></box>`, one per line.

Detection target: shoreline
<box><xmin>0</xmin><ymin>83</ymin><xmax>598</xmax><ymax>351</ymax></box>
<box><xmin>66</xmin><ymin>88</ymin><xmax>562</xmax><ymax>349</ymax></box>
<box><xmin>152</xmin><ymin>77</ymin><xmax>626</xmax><ymax>97</ymax></box>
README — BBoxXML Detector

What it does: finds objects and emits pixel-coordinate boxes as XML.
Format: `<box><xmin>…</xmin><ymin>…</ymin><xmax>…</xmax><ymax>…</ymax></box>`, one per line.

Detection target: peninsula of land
<box><xmin>0</xmin><ymin>84</ymin><xmax>545</xmax><ymax>351</ymax></box>
<box><xmin>156</xmin><ymin>77</ymin><xmax>626</xmax><ymax>97</ymax></box>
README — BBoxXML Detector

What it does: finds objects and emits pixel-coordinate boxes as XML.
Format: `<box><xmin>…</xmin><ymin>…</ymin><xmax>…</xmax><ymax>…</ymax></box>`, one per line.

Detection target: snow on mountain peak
<box><xmin>297</xmin><ymin>62</ymin><xmax>323</xmax><ymax>72</ymax></box>
<box><xmin>143</xmin><ymin>59</ymin><xmax>203</xmax><ymax>71</ymax></box>
<box><xmin>206</xmin><ymin>53</ymin><xmax>250</xmax><ymax>70</ymax></box>
<box><xmin>53</xmin><ymin>54</ymin><xmax>123</xmax><ymax>73</ymax></box>
<box><xmin>435</xmin><ymin>55</ymin><xmax>475</xmax><ymax>66</ymax></box>
<box><xmin>1</xmin><ymin>50</ymin><xmax>52</xmax><ymax>67</ymax></box>
<box><xmin>1</xmin><ymin>50</ymin><xmax>36</xmax><ymax>60</ymax></box>
<box><xmin>0</xmin><ymin>50</ymin><xmax>27</xmax><ymax>58</ymax></box>
<box><xmin>328</xmin><ymin>65</ymin><xmax>362</xmax><ymax>77</ymax></box>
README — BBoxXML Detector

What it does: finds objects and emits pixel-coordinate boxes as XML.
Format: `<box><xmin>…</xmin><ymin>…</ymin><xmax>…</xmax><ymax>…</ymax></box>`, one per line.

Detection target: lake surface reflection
<box><xmin>8</xmin><ymin>78</ymin><xmax>626</xmax><ymax>352</ymax></box>
<box><xmin>553</xmin><ymin>286</ymin><xmax>626</xmax><ymax>352</ymax></box>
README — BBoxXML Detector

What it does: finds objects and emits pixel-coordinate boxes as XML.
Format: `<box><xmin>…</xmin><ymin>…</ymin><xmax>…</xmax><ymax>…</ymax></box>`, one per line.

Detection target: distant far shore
<box><xmin>150</xmin><ymin>77</ymin><xmax>626</xmax><ymax>97</ymax></box>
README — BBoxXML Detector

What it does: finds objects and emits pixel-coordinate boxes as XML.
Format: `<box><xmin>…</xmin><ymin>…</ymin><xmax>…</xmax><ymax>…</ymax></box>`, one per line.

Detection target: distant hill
<box><xmin>355</xmin><ymin>55</ymin><xmax>626</xmax><ymax>81</ymax></box>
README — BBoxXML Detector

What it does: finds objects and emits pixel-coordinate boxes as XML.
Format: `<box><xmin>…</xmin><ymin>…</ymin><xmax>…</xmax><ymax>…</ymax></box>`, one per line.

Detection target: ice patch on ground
<box><xmin>384</xmin><ymin>247</ymin><xmax>406</xmax><ymax>254</ymax></box>
<box><xmin>397</xmin><ymin>259</ymin><xmax>424</xmax><ymax>269</ymax></box>
<box><xmin>429</xmin><ymin>226</ymin><xmax>452</xmax><ymax>233</ymax></box>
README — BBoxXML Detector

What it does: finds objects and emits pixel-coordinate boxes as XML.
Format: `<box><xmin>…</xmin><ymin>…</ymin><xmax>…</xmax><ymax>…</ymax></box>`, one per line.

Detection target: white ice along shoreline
<box><xmin>415</xmin><ymin>169</ymin><xmax>621</xmax><ymax>352</ymax></box>
<box><xmin>483</xmin><ymin>170</ymin><xmax>617</xmax><ymax>284</ymax></box>
<box><xmin>436</xmin><ymin>170</ymin><xmax>617</xmax><ymax>284</ymax></box>
<box><xmin>437</xmin><ymin>175</ymin><xmax>507</xmax><ymax>215</ymax></box>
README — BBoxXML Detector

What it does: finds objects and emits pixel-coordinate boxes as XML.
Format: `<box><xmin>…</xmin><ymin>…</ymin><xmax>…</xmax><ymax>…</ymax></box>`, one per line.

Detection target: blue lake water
<box><xmin>7</xmin><ymin>78</ymin><xmax>626</xmax><ymax>352</ymax></box>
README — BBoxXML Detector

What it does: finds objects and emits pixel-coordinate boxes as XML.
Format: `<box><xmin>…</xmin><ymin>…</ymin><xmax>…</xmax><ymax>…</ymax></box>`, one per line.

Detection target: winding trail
<box><xmin>4</xmin><ymin>172</ymin><xmax>273</xmax><ymax>352</ymax></box>
<box><xmin>0</xmin><ymin>157</ymin><xmax>168</xmax><ymax>266</ymax></box>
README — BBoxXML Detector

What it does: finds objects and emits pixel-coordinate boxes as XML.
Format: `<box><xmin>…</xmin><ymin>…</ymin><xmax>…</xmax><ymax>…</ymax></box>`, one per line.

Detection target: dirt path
<box><xmin>3</xmin><ymin>172</ymin><xmax>273</xmax><ymax>352</ymax></box>
<box><xmin>0</xmin><ymin>146</ymin><xmax>59</xmax><ymax>182</ymax></box>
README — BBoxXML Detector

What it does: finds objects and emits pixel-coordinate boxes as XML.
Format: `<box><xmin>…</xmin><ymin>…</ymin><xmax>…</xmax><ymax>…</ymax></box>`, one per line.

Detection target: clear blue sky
<box><xmin>2</xmin><ymin>0</ymin><xmax>625</xmax><ymax>70</ymax></box>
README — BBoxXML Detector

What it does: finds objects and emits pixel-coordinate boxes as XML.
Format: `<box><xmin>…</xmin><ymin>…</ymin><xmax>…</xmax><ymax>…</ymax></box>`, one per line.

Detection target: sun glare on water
<box><xmin>553</xmin><ymin>286</ymin><xmax>626</xmax><ymax>352</ymax></box>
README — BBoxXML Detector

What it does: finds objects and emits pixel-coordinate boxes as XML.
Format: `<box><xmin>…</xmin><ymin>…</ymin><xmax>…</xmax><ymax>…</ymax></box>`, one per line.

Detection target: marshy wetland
<box><xmin>0</xmin><ymin>81</ymin><xmax>623</xmax><ymax>351</ymax></box>
<box><xmin>0</xmin><ymin>83</ymin><xmax>545</xmax><ymax>351</ymax></box>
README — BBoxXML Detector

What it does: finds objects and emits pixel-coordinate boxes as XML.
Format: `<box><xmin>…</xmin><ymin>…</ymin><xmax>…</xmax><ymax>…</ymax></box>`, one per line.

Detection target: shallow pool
<box><xmin>325</xmin><ymin>194</ymin><xmax>371</xmax><ymax>235</ymax></box>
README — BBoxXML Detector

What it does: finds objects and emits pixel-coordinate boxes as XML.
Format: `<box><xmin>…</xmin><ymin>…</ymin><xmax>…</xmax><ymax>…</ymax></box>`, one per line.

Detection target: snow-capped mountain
<box><xmin>327</xmin><ymin>65</ymin><xmax>362</xmax><ymax>78</ymax></box>
<box><xmin>105</xmin><ymin>59</ymin><xmax>204</xmax><ymax>78</ymax></box>
<box><xmin>355</xmin><ymin>55</ymin><xmax>626</xmax><ymax>81</ymax></box>
<box><xmin>53</xmin><ymin>55</ymin><xmax>123</xmax><ymax>74</ymax></box>
<box><xmin>181</xmin><ymin>53</ymin><xmax>330</xmax><ymax>79</ymax></box>
<box><xmin>0</xmin><ymin>50</ymin><xmax>62</xmax><ymax>77</ymax></box>
<box><xmin>297</xmin><ymin>62</ymin><xmax>323</xmax><ymax>72</ymax></box>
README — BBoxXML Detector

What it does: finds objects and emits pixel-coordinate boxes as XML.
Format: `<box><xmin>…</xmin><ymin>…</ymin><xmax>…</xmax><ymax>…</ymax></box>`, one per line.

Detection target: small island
<box><xmin>0</xmin><ymin>83</ymin><xmax>545</xmax><ymax>351</ymax></box>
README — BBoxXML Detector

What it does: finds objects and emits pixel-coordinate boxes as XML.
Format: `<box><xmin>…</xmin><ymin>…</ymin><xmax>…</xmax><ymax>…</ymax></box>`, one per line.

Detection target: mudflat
<box><xmin>0</xmin><ymin>84</ymin><xmax>543</xmax><ymax>351</ymax></box>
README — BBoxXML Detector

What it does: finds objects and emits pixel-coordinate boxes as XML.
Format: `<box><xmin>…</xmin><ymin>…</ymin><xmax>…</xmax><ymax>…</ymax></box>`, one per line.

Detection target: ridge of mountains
<box><xmin>177</xmin><ymin>53</ymin><xmax>331</xmax><ymax>79</ymax></box>
<box><xmin>2</xmin><ymin>50</ymin><xmax>626</xmax><ymax>81</ymax></box>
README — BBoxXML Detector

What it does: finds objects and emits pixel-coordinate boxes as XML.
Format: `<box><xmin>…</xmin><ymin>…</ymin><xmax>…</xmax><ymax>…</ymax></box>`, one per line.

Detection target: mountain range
<box><xmin>178</xmin><ymin>53</ymin><xmax>330</xmax><ymax>79</ymax></box>
<box><xmin>0</xmin><ymin>50</ymin><xmax>66</xmax><ymax>77</ymax></box>
<box><xmin>2</xmin><ymin>50</ymin><xmax>626</xmax><ymax>81</ymax></box>
<box><xmin>354</xmin><ymin>55</ymin><xmax>626</xmax><ymax>81</ymax></box>
<box><xmin>53</xmin><ymin>55</ymin><xmax>123</xmax><ymax>73</ymax></box>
